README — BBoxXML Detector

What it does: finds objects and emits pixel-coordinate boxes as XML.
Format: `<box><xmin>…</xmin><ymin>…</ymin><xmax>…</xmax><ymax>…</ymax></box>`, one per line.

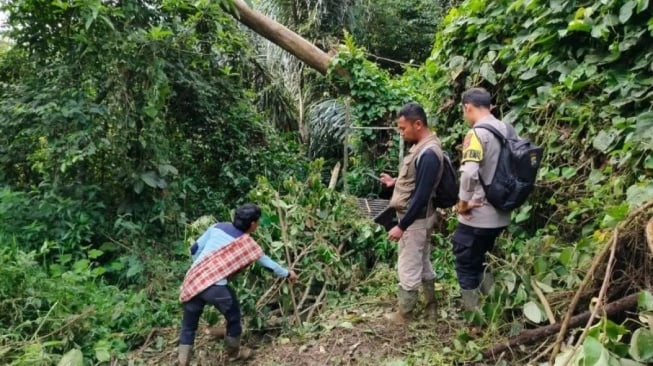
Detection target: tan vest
<box><xmin>389</xmin><ymin>134</ymin><xmax>443</xmax><ymax>213</ymax></box>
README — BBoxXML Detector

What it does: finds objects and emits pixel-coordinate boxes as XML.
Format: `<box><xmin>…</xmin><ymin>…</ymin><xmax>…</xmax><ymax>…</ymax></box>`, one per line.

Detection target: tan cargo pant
<box><xmin>397</xmin><ymin>214</ymin><xmax>437</xmax><ymax>291</ymax></box>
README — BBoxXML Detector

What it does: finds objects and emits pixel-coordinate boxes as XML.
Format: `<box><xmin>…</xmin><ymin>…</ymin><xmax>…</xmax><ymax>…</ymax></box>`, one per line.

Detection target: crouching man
<box><xmin>177</xmin><ymin>203</ymin><xmax>297</xmax><ymax>365</ymax></box>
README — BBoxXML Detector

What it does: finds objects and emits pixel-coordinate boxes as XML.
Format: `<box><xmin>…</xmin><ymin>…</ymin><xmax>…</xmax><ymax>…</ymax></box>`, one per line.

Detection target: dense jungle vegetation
<box><xmin>0</xmin><ymin>0</ymin><xmax>651</xmax><ymax>365</ymax></box>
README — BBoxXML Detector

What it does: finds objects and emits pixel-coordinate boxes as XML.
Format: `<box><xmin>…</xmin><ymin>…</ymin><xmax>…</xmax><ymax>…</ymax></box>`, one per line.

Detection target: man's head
<box><xmin>233</xmin><ymin>203</ymin><xmax>262</xmax><ymax>233</ymax></box>
<box><xmin>461</xmin><ymin>88</ymin><xmax>493</xmax><ymax>125</ymax></box>
<box><xmin>397</xmin><ymin>102</ymin><xmax>430</xmax><ymax>143</ymax></box>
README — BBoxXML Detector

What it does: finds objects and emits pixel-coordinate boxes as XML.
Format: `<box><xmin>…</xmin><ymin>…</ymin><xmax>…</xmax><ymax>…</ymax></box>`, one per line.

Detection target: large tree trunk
<box><xmin>231</xmin><ymin>0</ymin><xmax>332</xmax><ymax>75</ymax></box>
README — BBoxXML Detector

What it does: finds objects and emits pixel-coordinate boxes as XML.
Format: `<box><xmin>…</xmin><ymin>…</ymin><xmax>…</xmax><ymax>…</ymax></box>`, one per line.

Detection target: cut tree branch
<box><xmin>230</xmin><ymin>0</ymin><xmax>332</xmax><ymax>74</ymax></box>
<box><xmin>483</xmin><ymin>293</ymin><xmax>638</xmax><ymax>360</ymax></box>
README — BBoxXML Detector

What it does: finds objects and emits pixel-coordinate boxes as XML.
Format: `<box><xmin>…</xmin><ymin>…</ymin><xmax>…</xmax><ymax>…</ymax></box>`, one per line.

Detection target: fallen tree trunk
<box><xmin>230</xmin><ymin>0</ymin><xmax>332</xmax><ymax>74</ymax></box>
<box><xmin>483</xmin><ymin>293</ymin><xmax>639</xmax><ymax>360</ymax></box>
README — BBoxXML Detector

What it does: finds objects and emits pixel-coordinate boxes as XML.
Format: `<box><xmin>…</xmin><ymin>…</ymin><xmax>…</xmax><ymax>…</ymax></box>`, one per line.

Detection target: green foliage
<box><xmin>0</xmin><ymin>0</ymin><xmax>306</xmax><ymax>241</ymax></box>
<box><xmin>350</xmin><ymin>0</ymin><xmax>447</xmax><ymax>72</ymax></box>
<box><xmin>413</xmin><ymin>0</ymin><xmax>653</xmax><ymax>238</ymax></box>
<box><xmin>327</xmin><ymin>35</ymin><xmax>413</xmax><ymax>195</ymax></box>
<box><xmin>552</xmin><ymin>291</ymin><xmax>653</xmax><ymax>365</ymax></box>
<box><xmin>0</xmin><ymin>241</ymin><xmax>180</xmax><ymax>364</ymax></box>
<box><xmin>234</xmin><ymin>159</ymin><xmax>391</xmax><ymax>325</ymax></box>
<box><xmin>0</xmin><ymin>0</ymin><xmax>307</xmax><ymax>363</ymax></box>
<box><xmin>330</xmin><ymin>35</ymin><xmax>412</xmax><ymax>126</ymax></box>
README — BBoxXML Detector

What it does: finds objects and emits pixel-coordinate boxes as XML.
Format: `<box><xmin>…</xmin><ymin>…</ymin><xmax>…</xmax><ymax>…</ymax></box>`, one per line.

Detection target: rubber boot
<box><xmin>383</xmin><ymin>287</ymin><xmax>418</xmax><ymax>325</ymax></box>
<box><xmin>479</xmin><ymin>270</ymin><xmax>495</xmax><ymax>295</ymax></box>
<box><xmin>224</xmin><ymin>336</ymin><xmax>252</xmax><ymax>361</ymax></box>
<box><xmin>461</xmin><ymin>288</ymin><xmax>481</xmax><ymax>311</ymax></box>
<box><xmin>422</xmin><ymin>279</ymin><xmax>438</xmax><ymax>319</ymax></box>
<box><xmin>177</xmin><ymin>344</ymin><xmax>192</xmax><ymax>366</ymax></box>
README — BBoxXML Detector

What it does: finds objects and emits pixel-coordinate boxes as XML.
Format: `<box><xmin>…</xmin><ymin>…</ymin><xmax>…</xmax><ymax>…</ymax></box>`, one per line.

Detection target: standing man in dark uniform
<box><xmin>454</xmin><ymin>88</ymin><xmax>511</xmax><ymax>310</ymax></box>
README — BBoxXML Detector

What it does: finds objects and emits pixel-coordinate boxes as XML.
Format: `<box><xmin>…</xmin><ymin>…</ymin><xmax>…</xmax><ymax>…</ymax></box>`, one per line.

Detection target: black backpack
<box><xmin>417</xmin><ymin>143</ymin><xmax>459</xmax><ymax>209</ymax></box>
<box><xmin>474</xmin><ymin>123</ymin><xmax>543</xmax><ymax>211</ymax></box>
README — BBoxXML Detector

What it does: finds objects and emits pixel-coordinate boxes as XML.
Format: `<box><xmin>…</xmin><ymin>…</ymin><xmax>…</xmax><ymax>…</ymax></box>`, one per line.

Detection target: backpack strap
<box><xmin>474</xmin><ymin>122</ymin><xmax>517</xmax><ymax>143</ymax></box>
<box><xmin>416</xmin><ymin>142</ymin><xmax>445</xmax><ymax>184</ymax></box>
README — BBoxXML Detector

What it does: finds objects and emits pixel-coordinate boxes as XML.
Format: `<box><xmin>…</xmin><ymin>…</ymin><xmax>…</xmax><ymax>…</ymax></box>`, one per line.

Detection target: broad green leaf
<box><xmin>583</xmin><ymin>336</ymin><xmax>605</xmax><ymax>365</ymax></box>
<box><xmin>593</xmin><ymin>129</ymin><xmax>619</xmax><ymax>153</ymax></box>
<box><xmin>158</xmin><ymin>163</ymin><xmax>178</xmax><ymax>177</ymax></box>
<box><xmin>605</xmin><ymin>204</ymin><xmax>630</xmax><ymax>221</ymax></box>
<box><xmin>534</xmin><ymin>257</ymin><xmax>548</xmax><ymax>277</ymax></box>
<box><xmin>626</xmin><ymin>184</ymin><xmax>653</xmax><ymax>207</ymax></box>
<box><xmin>514</xmin><ymin>205</ymin><xmax>532</xmax><ymax>223</ymax></box>
<box><xmin>519</xmin><ymin>69</ymin><xmax>538</xmax><ymax>80</ymax></box>
<box><xmin>141</xmin><ymin>171</ymin><xmax>159</xmax><ymax>188</ymax></box>
<box><xmin>629</xmin><ymin>328</ymin><xmax>653</xmax><ymax>362</ymax></box>
<box><xmin>562</xmin><ymin>167</ymin><xmax>577</xmax><ymax>179</ymax></box>
<box><xmin>603</xmin><ymin>318</ymin><xmax>628</xmax><ymax>341</ymax></box>
<box><xmin>73</xmin><ymin>259</ymin><xmax>90</xmax><ymax>272</ymax></box>
<box><xmin>501</xmin><ymin>271</ymin><xmax>517</xmax><ymax>293</ymax></box>
<box><xmin>87</xmin><ymin>249</ymin><xmax>103</xmax><ymax>259</ymax></box>
<box><xmin>636</xmin><ymin>0</ymin><xmax>649</xmax><ymax>12</ymax></box>
<box><xmin>480</xmin><ymin>63</ymin><xmax>497</xmax><ymax>84</ymax></box>
<box><xmin>645</xmin><ymin>156</ymin><xmax>653</xmax><ymax>170</ymax></box>
<box><xmin>523</xmin><ymin>301</ymin><xmax>544</xmax><ymax>323</ymax></box>
<box><xmin>633</xmin><ymin>112</ymin><xmax>653</xmax><ymax>149</ymax></box>
<box><xmin>619</xmin><ymin>1</ymin><xmax>636</xmax><ymax>23</ymax></box>
<box><xmin>559</xmin><ymin>247</ymin><xmax>574</xmax><ymax>268</ymax></box>
<box><xmin>58</xmin><ymin>349</ymin><xmax>83</xmax><ymax>366</ymax></box>
<box><xmin>638</xmin><ymin>291</ymin><xmax>653</xmax><ymax>311</ymax></box>
<box><xmin>94</xmin><ymin>340</ymin><xmax>111</xmax><ymax>362</ymax></box>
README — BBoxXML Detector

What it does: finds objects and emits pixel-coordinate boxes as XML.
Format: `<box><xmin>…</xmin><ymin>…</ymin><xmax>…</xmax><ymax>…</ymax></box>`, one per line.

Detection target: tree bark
<box><xmin>230</xmin><ymin>0</ymin><xmax>332</xmax><ymax>75</ymax></box>
<box><xmin>483</xmin><ymin>293</ymin><xmax>639</xmax><ymax>360</ymax></box>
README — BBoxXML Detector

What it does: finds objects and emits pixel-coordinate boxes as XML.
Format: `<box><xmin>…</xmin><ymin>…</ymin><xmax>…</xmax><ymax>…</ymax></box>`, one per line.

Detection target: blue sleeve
<box><xmin>399</xmin><ymin>150</ymin><xmax>440</xmax><ymax>230</ymax></box>
<box><xmin>191</xmin><ymin>229</ymin><xmax>211</xmax><ymax>261</ymax></box>
<box><xmin>256</xmin><ymin>255</ymin><xmax>289</xmax><ymax>278</ymax></box>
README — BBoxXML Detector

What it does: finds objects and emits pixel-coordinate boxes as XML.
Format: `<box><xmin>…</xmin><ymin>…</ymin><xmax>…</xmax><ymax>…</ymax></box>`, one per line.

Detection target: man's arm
<box><xmin>256</xmin><ymin>254</ymin><xmax>290</xmax><ymax>278</ymax></box>
<box><xmin>458</xmin><ymin>129</ymin><xmax>484</xmax><ymax>214</ymax></box>
<box><xmin>458</xmin><ymin>161</ymin><xmax>480</xmax><ymax>212</ymax></box>
<box><xmin>398</xmin><ymin>150</ymin><xmax>440</xmax><ymax>230</ymax></box>
<box><xmin>190</xmin><ymin>229</ymin><xmax>211</xmax><ymax>261</ymax></box>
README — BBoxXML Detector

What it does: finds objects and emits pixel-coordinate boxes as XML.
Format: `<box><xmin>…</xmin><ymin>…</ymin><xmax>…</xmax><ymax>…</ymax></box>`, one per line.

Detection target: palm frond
<box><xmin>307</xmin><ymin>98</ymin><xmax>349</xmax><ymax>159</ymax></box>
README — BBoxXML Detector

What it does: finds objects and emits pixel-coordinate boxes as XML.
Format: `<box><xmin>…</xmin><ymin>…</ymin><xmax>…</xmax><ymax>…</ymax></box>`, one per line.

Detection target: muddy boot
<box><xmin>178</xmin><ymin>344</ymin><xmax>192</xmax><ymax>366</ymax></box>
<box><xmin>479</xmin><ymin>270</ymin><xmax>495</xmax><ymax>295</ymax></box>
<box><xmin>225</xmin><ymin>336</ymin><xmax>252</xmax><ymax>361</ymax></box>
<box><xmin>421</xmin><ymin>279</ymin><xmax>438</xmax><ymax>319</ymax></box>
<box><xmin>384</xmin><ymin>287</ymin><xmax>418</xmax><ymax>325</ymax></box>
<box><xmin>461</xmin><ymin>288</ymin><xmax>481</xmax><ymax>311</ymax></box>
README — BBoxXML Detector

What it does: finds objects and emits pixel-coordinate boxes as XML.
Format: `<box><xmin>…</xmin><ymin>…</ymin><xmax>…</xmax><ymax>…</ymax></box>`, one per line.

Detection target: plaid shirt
<box><xmin>179</xmin><ymin>234</ymin><xmax>263</xmax><ymax>302</ymax></box>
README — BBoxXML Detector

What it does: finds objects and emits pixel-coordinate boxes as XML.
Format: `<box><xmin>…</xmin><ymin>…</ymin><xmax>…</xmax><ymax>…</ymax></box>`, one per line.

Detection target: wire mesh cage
<box><xmin>356</xmin><ymin>198</ymin><xmax>396</xmax><ymax>231</ymax></box>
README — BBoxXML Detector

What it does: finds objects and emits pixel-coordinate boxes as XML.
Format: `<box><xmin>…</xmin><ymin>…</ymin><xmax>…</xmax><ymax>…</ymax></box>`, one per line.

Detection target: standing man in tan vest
<box><xmin>379</xmin><ymin>102</ymin><xmax>443</xmax><ymax>324</ymax></box>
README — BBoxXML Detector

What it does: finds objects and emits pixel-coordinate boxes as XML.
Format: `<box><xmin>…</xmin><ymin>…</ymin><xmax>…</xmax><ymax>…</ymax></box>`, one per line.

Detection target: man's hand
<box><xmin>379</xmin><ymin>173</ymin><xmax>396</xmax><ymax>188</ymax></box>
<box><xmin>457</xmin><ymin>200</ymin><xmax>484</xmax><ymax>220</ymax></box>
<box><xmin>287</xmin><ymin>270</ymin><xmax>298</xmax><ymax>282</ymax></box>
<box><xmin>388</xmin><ymin>225</ymin><xmax>404</xmax><ymax>242</ymax></box>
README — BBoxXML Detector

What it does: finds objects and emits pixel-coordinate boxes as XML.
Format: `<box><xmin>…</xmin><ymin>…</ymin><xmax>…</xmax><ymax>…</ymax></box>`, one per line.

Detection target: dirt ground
<box><xmin>131</xmin><ymin>294</ymin><xmax>468</xmax><ymax>366</ymax></box>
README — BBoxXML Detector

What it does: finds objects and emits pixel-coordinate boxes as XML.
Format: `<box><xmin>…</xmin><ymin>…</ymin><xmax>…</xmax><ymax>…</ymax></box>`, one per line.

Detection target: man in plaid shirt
<box><xmin>178</xmin><ymin>204</ymin><xmax>297</xmax><ymax>365</ymax></box>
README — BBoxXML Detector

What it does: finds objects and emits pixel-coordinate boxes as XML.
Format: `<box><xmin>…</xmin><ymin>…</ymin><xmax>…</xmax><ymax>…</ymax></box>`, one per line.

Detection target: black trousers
<box><xmin>452</xmin><ymin>223</ymin><xmax>504</xmax><ymax>290</ymax></box>
<box><xmin>179</xmin><ymin>285</ymin><xmax>242</xmax><ymax>345</ymax></box>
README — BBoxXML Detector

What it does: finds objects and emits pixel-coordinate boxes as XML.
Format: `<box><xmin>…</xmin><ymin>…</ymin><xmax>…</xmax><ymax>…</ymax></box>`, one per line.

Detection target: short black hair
<box><xmin>233</xmin><ymin>203</ymin><xmax>262</xmax><ymax>231</ymax></box>
<box><xmin>398</xmin><ymin>102</ymin><xmax>427</xmax><ymax>126</ymax></box>
<box><xmin>461</xmin><ymin>88</ymin><xmax>492</xmax><ymax>109</ymax></box>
